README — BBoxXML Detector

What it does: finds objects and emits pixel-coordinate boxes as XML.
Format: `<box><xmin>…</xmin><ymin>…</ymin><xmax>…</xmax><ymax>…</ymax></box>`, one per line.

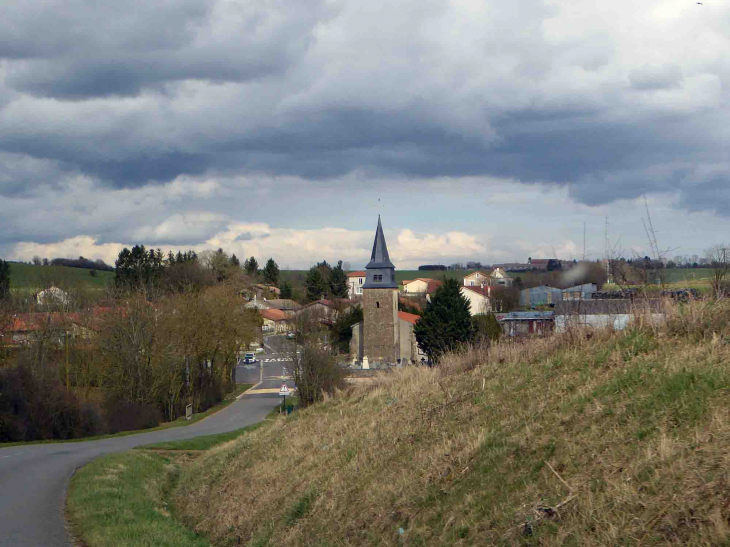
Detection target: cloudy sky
<box><xmin>1</xmin><ymin>0</ymin><xmax>728</xmax><ymax>269</ymax></box>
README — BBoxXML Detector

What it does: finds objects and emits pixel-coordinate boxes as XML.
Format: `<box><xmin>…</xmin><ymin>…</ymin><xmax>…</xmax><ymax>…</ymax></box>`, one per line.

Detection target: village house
<box><xmin>347</xmin><ymin>271</ymin><xmax>367</xmax><ymax>299</ymax></box>
<box><xmin>463</xmin><ymin>270</ymin><xmax>491</xmax><ymax>287</ymax></box>
<box><xmin>490</xmin><ymin>267</ymin><xmax>513</xmax><ymax>286</ymax></box>
<box><xmin>34</xmin><ymin>286</ymin><xmax>70</xmax><ymax>307</ymax></box>
<box><xmin>259</xmin><ymin>308</ymin><xmax>291</xmax><ymax>334</ymax></box>
<box><xmin>261</xmin><ymin>299</ymin><xmax>301</xmax><ymax>317</ymax></box>
<box><xmin>459</xmin><ymin>285</ymin><xmax>494</xmax><ymax>315</ymax></box>
<box><xmin>401</xmin><ymin>278</ymin><xmax>443</xmax><ymax>296</ymax></box>
<box><xmin>296</xmin><ymin>298</ymin><xmax>352</xmax><ymax>326</ymax></box>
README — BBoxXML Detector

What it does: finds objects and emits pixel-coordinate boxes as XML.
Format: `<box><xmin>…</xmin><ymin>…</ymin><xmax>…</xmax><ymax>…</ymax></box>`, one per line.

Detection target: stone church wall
<box><xmin>362</xmin><ymin>288</ymin><xmax>399</xmax><ymax>364</ymax></box>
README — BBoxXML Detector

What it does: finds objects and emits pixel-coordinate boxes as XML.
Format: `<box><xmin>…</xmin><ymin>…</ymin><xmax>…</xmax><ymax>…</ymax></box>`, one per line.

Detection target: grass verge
<box><xmin>67</xmin><ymin>420</ymin><xmax>270</xmax><ymax>546</ymax></box>
<box><xmin>0</xmin><ymin>384</ymin><xmax>253</xmax><ymax>449</ymax></box>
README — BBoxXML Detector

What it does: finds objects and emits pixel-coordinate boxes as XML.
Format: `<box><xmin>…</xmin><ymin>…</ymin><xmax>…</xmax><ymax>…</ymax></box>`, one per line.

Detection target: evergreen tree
<box><xmin>229</xmin><ymin>254</ymin><xmax>240</xmax><ymax>267</ymax></box>
<box><xmin>332</xmin><ymin>305</ymin><xmax>364</xmax><ymax>353</ymax></box>
<box><xmin>280</xmin><ymin>281</ymin><xmax>293</xmax><ymax>300</ymax></box>
<box><xmin>0</xmin><ymin>259</ymin><xmax>10</xmax><ymax>299</ymax></box>
<box><xmin>262</xmin><ymin>258</ymin><xmax>280</xmax><ymax>285</ymax></box>
<box><xmin>329</xmin><ymin>260</ymin><xmax>349</xmax><ymax>298</ymax></box>
<box><xmin>472</xmin><ymin>313</ymin><xmax>502</xmax><ymax>343</ymax></box>
<box><xmin>244</xmin><ymin>256</ymin><xmax>259</xmax><ymax>278</ymax></box>
<box><xmin>413</xmin><ymin>277</ymin><xmax>475</xmax><ymax>362</ymax></box>
<box><xmin>114</xmin><ymin>245</ymin><xmax>164</xmax><ymax>288</ymax></box>
<box><xmin>305</xmin><ymin>266</ymin><xmax>327</xmax><ymax>301</ymax></box>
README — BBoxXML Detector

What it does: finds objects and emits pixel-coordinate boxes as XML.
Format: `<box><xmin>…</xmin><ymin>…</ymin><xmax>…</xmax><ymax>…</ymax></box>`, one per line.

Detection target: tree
<box><xmin>0</xmin><ymin>259</ymin><xmax>10</xmax><ymax>299</ymax></box>
<box><xmin>244</xmin><ymin>256</ymin><xmax>259</xmax><ymax>278</ymax></box>
<box><xmin>280</xmin><ymin>281</ymin><xmax>293</xmax><ymax>300</ymax></box>
<box><xmin>114</xmin><ymin>245</ymin><xmax>164</xmax><ymax>289</ymax></box>
<box><xmin>329</xmin><ymin>260</ymin><xmax>348</xmax><ymax>298</ymax></box>
<box><xmin>229</xmin><ymin>254</ymin><xmax>240</xmax><ymax>268</ymax></box>
<box><xmin>262</xmin><ymin>258</ymin><xmax>280</xmax><ymax>285</ymax></box>
<box><xmin>332</xmin><ymin>305</ymin><xmax>363</xmax><ymax>353</ymax></box>
<box><xmin>705</xmin><ymin>244</ymin><xmax>730</xmax><ymax>296</ymax></box>
<box><xmin>413</xmin><ymin>278</ymin><xmax>475</xmax><ymax>362</ymax></box>
<box><xmin>32</xmin><ymin>256</ymin><xmax>41</xmax><ymax>266</ymax></box>
<box><xmin>42</xmin><ymin>258</ymin><xmax>49</xmax><ymax>266</ymax></box>
<box><xmin>89</xmin><ymin>269</ymin><xmax>97</xmax><ymax>277</ymax></box>
<box><xmin>305</xmin><ymin>266</ymin><xmax>327</xmax><ymax>302</ymax></box>
<box><xmin>473</xmin><ymin>313</ymin><xmax>502</xmax><ymax>343</ymax></box>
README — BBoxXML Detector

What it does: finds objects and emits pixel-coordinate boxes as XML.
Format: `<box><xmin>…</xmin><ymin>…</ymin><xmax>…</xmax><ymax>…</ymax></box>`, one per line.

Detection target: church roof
<box><xmin>366</xmin><ymin>215</ymin><xmax>395</xmax><ymax>270</ymax></box>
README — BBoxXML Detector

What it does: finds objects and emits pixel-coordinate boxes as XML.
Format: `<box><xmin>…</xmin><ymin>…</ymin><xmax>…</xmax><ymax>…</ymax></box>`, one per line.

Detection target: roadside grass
<box><xmin>0</xmin><ymin>384</ymin><xmax>253</xmax><ymax>449</ymax></box>
<box><xmin>66</xmin><ymin>451</ymin><xmax>210</xmax><ymax>547</ymax></box>
<box><xmin>174</xmin><ymin>299</ymin><xmax>730</xmax><ymax>546</ymax></box>
<box><xmin>266</xmin><ymin>394</ymin><xmax>299</xmax><ymax>419</ymax></box>
<box><xmin>67</xmin><ymin>420</ymin><xmax>272</xmax><ymax>547</ymax></box>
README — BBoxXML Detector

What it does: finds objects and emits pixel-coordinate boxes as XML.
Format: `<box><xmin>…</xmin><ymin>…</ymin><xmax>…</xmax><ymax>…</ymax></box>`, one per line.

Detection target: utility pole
<box><xmin>583</xmin><ymin>221</ymin><xmax>586</xmax><ymax>262</ymax></box>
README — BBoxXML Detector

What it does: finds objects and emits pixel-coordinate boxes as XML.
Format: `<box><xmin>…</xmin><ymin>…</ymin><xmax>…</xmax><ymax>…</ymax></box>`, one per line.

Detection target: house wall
<box><xmin>463</xmin><ymin>272</ymin><xmax>488</xmax><ymax>286</ymax></box>
<box><xmin>459</xmin><ymin>287</ymin><xmax>491</xmax><ymax>315</ymax></box>
<box><xmin>402</xmin><ymin>279</ymin><xmax>429</xmax><ymax>294</ymax></box>
<box><xmin>347</xmin><ymin>276</ymin><xmax>365</xmax><ymax>299</ymax></box>
<box><xmin>362</xmin><ymin>288</ymin><xmax>399</xmax><ymax>364</ymax></box>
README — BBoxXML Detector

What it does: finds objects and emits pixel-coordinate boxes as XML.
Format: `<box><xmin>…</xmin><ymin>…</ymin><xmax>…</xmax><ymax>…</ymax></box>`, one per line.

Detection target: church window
<box><xmin>376</xmin><ymin>302</ymin><xmax>380</xmax><ymax>308</ymax></box>
<box><xmin>374</xmin><ymin>274</ymin><xmax>382</xmax><ymax>282</ymax></box>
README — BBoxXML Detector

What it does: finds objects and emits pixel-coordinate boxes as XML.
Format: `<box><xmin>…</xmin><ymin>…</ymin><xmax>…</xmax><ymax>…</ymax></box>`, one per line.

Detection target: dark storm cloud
<box><xmin>0</xmin><ymin>0</ymin><xmax>728</xmax><ymax>229</ymax></box>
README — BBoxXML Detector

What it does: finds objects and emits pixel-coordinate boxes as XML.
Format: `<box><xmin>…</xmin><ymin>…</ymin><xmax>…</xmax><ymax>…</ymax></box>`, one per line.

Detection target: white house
<box><xmin>347</xmin><ymin>271</ymin><xmax>366</xmax><ymax>298</ymax></box>
<box><xmin>463</xmin><ymin>271</ymin><xmax>491</xmax><ymax>287</ymax></box>
<box><xmin>460</xmin><ymin>285</ymin><xmax>493</xmax><ymax>315</ymax></box>
<box><xmin>490</xmin><ymin>268</ymin><xmax>513</xmax><ymax>286</ymax></box>
<box><xmin>402</xmin><ymin>278</ymin><xmax>443</xmax><ymax>295</ymax></box>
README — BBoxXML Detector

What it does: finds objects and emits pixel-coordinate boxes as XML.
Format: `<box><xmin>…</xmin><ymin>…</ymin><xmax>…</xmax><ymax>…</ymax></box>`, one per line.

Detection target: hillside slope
<box><xmin>176</xmin><ymin>300</ymin><xmax>730</xmax><ymax>546</ymax></box>
<box><xmin>8</xmin><ymin>262</ymin><xmax>114</xmax><ymax>291</ymax></box>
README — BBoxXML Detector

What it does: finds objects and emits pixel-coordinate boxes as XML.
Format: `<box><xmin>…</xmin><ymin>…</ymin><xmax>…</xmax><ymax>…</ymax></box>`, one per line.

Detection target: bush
<box><xmin>0</xmin><ymin>364</ymin><xmax>104</xmax><ymax>442</ymax></box>
<box><xmin>102</xmin><ymin>397</ymin><xmax>162</xmax><ymax>434</ymax></box>
<box><xmin>292</xmin><ymin>344</ymin><xmax>347</xmax><ymax>408</ymax></box>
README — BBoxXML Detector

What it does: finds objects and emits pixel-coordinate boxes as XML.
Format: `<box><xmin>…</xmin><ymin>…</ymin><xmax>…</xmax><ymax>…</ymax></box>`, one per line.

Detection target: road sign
<box><xmin>279</xmin><ymin>383</ymin><xmax>290</xmax><ymax>396</ymax></box>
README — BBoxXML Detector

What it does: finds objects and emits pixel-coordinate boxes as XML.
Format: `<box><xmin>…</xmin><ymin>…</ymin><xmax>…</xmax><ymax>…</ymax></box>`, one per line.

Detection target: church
<box><xmin>350</xmin><ymin>217</ymin><xmax>423</xmax><ymax>368</ymax></box>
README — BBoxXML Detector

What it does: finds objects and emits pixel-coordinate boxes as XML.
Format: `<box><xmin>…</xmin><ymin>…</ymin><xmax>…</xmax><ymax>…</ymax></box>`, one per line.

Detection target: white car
<box><xmin>243</xmin><ymin>352</ymin><xmax>256</xmax><ymax>364</ymax></box>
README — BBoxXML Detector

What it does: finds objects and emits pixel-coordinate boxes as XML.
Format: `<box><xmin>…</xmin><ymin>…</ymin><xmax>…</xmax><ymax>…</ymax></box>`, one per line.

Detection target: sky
<box><xmin>1</xmin><ymin>0</ymin><xmax>729</xmax><ymax>270</ymax></box>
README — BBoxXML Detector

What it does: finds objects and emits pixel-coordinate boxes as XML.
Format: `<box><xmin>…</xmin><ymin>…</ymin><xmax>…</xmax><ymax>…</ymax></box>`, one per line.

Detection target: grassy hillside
<box><xmin>175</xmin><ymin>300</ymin><xmax>730</xmax><ymax>546</ymax></box>
<box><xmin>7</xmin><ymin>262</ymin><xmax>114</xmax><ymax>291</ymax></box>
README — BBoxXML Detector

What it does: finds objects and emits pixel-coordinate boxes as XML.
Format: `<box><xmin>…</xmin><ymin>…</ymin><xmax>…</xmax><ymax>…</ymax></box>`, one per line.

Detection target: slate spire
<box><xmin>364</xmin><ymin>215</ymin><xmax>397</xmax><ymax>289</ymax></box>
<box><xmin>367</xmin><ymin>215</ymin><xmax>395</xmax><ymax>269</ymax></box>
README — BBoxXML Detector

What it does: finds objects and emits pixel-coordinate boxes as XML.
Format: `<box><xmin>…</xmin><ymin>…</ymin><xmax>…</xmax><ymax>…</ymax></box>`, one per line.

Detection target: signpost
<box><xmin>279</xmin><ymin>382</ymin><xmax>289</xmax><ymax>414</ymax></box>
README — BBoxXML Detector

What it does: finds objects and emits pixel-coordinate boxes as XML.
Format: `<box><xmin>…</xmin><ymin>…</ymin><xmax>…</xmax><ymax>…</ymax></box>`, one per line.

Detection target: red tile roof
<box><xmin>398</xmin><ymin>311</ymin><xmax>420</xmax><ymax>324</ymax></box>
<box><xmin>347</xmin><ymin>271</ymin><xmax>367</xmax><ymax>277</ymax></box>
<box><xmin>461</xmin><ymin>285</ymin><xmax>497</xmax><ymax>297</ymax></box>
<box><xmin>259</xmin><ymin>309</ymin><xmax>289</xmax><ymax>322</ymax></box>
<box><xmin>426</xmin><ymin>279</ymin><xmax>444</xmax><ymax>294</ymax></box>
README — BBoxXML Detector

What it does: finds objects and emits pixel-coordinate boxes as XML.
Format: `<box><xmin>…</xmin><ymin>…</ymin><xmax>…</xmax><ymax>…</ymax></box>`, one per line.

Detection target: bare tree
<box><xmin>705</xmin><ymin>244</ymin><xmax>730</xmax><ymax>297</ymax></box>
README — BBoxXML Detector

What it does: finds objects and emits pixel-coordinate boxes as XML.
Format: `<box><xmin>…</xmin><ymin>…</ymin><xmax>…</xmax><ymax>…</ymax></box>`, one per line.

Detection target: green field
<box><xmin>7</xmin><ymin>262</ymin><xmax>115</xmax><ymax>292</ymax></box>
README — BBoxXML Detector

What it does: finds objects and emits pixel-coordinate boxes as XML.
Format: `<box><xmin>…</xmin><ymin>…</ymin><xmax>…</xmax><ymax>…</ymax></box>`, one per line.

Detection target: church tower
<box><xmin>362</xmin><ymin>216</ymin><xmax>400</xmax><ymax>365</ymax></box>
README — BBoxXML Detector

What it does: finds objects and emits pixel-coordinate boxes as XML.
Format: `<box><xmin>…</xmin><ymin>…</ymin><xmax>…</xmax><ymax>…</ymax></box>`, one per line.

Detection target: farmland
<box><xmin>7</xmin><ymin>262</ymin><xmax>115</xmax><ymax>292</ymax></box>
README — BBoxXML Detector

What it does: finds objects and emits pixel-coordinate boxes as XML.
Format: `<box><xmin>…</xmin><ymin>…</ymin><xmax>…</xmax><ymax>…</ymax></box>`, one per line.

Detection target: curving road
<box><xmin>0</xmin><ymin>339</ymin><xmax>299</xmax><ymax>547</ymax></box>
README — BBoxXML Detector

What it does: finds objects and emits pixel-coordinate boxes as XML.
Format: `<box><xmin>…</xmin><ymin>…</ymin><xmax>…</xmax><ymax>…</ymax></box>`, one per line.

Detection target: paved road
<box><xmin>0</xmin><ymin>389</ymin><xmax>281</xmax><ymax>546</ymax></box>
<box><xmin>236</xmin><ymin>335</ymin><xmax>298</xmax><ymax>393</ymax></box>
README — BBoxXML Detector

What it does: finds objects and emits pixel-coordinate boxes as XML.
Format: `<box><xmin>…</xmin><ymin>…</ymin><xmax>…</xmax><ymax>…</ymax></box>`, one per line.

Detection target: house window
<box><xmin>356</xmin><ymin>287</ymin><xmax>362</xmax><ymax>294</ymax></box>
<box><xmin>359</xmin><ymin>278</ymin><xmax>363</xmax><ymax>284</ymax></box>
<box><xmin>374</xmin><ymin>274</ymin><xmax>382</xmax><ymax>282</ymax></box>
<box><xmin>376</xmin><ymin>302</ymin><xmax>380</xmax><ymax>308</ymax></box>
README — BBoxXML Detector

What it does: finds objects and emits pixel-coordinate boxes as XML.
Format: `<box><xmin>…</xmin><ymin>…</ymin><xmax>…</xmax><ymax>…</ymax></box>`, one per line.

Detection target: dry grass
<box><xmin>175</xmin><ymin>298</ymin><xmax>730</xmax><ymax>546</ymax></box>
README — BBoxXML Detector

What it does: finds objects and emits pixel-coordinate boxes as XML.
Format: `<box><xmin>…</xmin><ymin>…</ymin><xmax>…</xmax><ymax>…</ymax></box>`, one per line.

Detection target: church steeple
<box><xmin>363</xmin><ymin>215</ymin><xmax>397</xmax><ymax>289</ymax></box>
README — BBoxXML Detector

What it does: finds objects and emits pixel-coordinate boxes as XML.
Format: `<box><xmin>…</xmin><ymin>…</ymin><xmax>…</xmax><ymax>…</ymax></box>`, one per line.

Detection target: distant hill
<box><xmin>176</xmin><ymin>299</ymin><xmax>730</xmax><ymax>545</ymax></box>
<box><xmin>7</xmin><ymin>262</ymin><xmax>115</xmax><ymax>292</ymax></box>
